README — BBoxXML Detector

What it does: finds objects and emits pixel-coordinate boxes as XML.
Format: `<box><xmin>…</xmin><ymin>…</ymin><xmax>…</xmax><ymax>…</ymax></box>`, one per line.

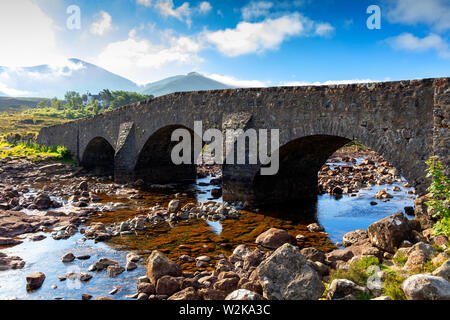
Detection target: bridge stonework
<box><xmin>37</xmin><ymin>78</ymin><xmax>449</xmax><ymax>206</ymax></box>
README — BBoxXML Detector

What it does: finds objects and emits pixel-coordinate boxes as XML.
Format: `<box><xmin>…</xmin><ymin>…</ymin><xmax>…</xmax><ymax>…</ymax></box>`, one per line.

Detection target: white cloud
<box><xmin>0</xmin><ymin>0</ymin><xmax>64</xmax><ymax>67</ymax></box>
<box><xmin>136</xmin><ymin>0</ymin><xmax>152</xmax><ymax>7</ymax></box>
<box><xmin>315</xmin><ymin>23</ymin><xmax>335</xmax><ymax>37</ymax></box>
<box><xmin>198</xmin><ymin>2</ymin><xmax>212</xmax><ymax>14</ymax></box>
<box><xmin>206</xmin><ymin>73</ymin><xmax>268</xmax><ymax>87</ymax></box>
<box><xmin>241</xmin><ymin>1</ymin><xmax>274</xmax><ymax>20</ymax></box>
<box><xmin>204</xmin><ymin>13</ymin><xmax>334</xmax><ymax>57</ymax></box>
<box><xmin>90</xmin><ymin>11</ymin><xmax>114</xmax><ymax>36</ymax></box>
<box><xmin>386</xmin><ymin>0</ymin><xmax>450</xmax><ymax>31</ymax></box>
<box><xmin>0</xmin><ymin>80</ymin><xmax>32</xmax><ymax>97</ymax></box>
<box><xmin>94</xmin><ymin>29</ymin><xmax>202</xmax><ymax>84</ymax></box>
<box><xmin>387</xmin><ymin>33</ymin><xmax>450</xmax><ymax>58</ymax></box>
<box><xmin>154</xmin><ymin>0</ymin><xmax>191</xmax><ymax>26</ymax></box>
<box><xmin>0</xmin><ymin>59</ymin><xmax>85</xmax><ymax>96</ymax></box>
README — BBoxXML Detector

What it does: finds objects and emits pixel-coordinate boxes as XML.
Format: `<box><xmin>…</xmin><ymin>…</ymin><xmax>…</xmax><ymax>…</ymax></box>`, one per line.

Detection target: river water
<box><xmin>0</xmin><ymin>162</ymin><xmax>415</xmax><ymax>300</ymax></box>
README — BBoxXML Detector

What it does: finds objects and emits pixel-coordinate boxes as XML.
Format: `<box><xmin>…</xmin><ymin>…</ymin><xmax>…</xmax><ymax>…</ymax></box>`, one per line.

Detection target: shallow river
<box><xmin>0</xmin><ymin>163</ymin><xmax>415</xmax><ymax>300</ymax></box>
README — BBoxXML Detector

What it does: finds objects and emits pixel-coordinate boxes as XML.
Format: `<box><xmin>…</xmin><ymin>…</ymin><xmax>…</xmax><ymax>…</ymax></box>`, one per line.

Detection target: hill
<box><xmin>0</xmin><ymin>97</ymin><xmax>42</xmax><ymax>112</ymax></box>
<box><xmin>142</xmin><ymin>72</ymin><xmax>233</xmax><ymax>97</ymax></box>
<box><xmin>0</xmin><ymin>59</ymin><xmax>139</xmax><ymax>99</ymax></box>
<box><xmin>0</xmin><ymin>59</ymin><xmax>233</xmax><ymax>99</ymax></box>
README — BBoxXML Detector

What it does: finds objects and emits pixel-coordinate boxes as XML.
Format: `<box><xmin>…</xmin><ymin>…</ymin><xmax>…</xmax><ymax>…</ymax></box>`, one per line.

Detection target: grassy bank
<box><xmin>0</xmin><ymin>112</ymin><xmax>68</xmax><ymax>136</ymax></box>
<box><xmin>0</xmin><ymin>140</ymin><xmax>74</xmax><ymax>163</ymax></box>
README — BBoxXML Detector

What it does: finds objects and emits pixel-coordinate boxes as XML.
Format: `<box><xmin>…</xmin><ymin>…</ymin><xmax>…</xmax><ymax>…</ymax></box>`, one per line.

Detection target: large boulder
<box><xmin>156</xmin><ymin>275</ymin><xmax>182</xmax><ymax>296</ymax></box>
<box><xmin>26</xmin><ymin>272</ymin><xmax>46</xmax><ymax>290</ymax></box>
<box><xmin>402</xmin><ymin>274</ymin><xmax>450</xmax><ymax>300</ymax></box>
<box><xmin>403</xmin><ymin>242</ymin><xmax>437</xmax><ymax>272</ymax></box>
<box><xmin>213</xmin><ymin>277</ymin><xmax>240</xmax><ymax>294</ymax></box>
<box><xmin>146</xmin><ymin>250</ymin><xmax>182</xmax><ymax>284</ymax></box>
<box><xmin>61</xmin><ymin>252</ymin><xmax>75</xmax><ymax>263</ymax></box>
<box><xmin>346</xmin><ymin>242</ymin><xmax>384</xmax><ymax>260</ymax></box>
<box><xmin>91</xmin><ymin>257</ymin><xmax>118</xmax><ymax>271</ymax></box>
<box><xmin>326</xmin><ymin>248</ymin><xmax>354</xmax><ymax>263</ymax></box>
<box><xmin>0</xmin><ymin>253</ymin><xmax>25</xmax><ymax>271</ymax></box>
<box><xmin>368</xmin><ymin>212</ymin><xmax>411</xmax><ymax>253</ymax></box>
<box><xmin>232</xmin><ymin>244</ymin><xmax>252</xmax><ymax>259</ymax></box>
<box><xmin>107</xmin><ymin>265</ymin><xmax>125</xmax><ymax>277</ymax></box>
<box><xmin>243</xmin><ymin>249</ymin><xmax>266</xmax><ymax>269</ymax></box>
<box><xmin>433</xmin><ymin>260</ymin><xmax>450</xmax><ymax>281</ymax></box>
<box><xmin>255</xmin><ymin>228</ymin><xmax>297</xmax><ymax>249</ymax></box>
<box><xmin>327</xmin><ymin>279</ymin><xmax>370</xmax><ymax>300</ymax></box>
<box><xmin>33</xmin><ymin>194</ymin><xmax>52</xmax><ymax>210</ymax></box>
<box><xmin>342</xmin><ymin>229</ymin><xmax>368</xmax><ymax>247</ymax></box>
<box><xmin>300</xmin><ymin>247</ymin><xmax>326</xmax><ymax>263</ymax></box>
<box><xmin>256</xmin><ymin>243</ymin><xmax>324</xmax><ymax>300</ymax></box>
<box><xmin>168</xmin><ymin>287</ymin><xmax>200</xmax><ymax>300</ymax></box>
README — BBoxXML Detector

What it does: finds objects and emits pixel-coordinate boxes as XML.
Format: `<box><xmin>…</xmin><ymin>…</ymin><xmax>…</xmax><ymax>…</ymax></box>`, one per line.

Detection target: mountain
<box><xmin>142</xmin><ymin>72</ymin><xmax>233</xmax><ymax>97</ymax></box>
<box><xmin>0</xmin><ymin>58</ymin><xmax>139</xmax><ymax>99</ymax></box>
<box><xmin>0</xmin><ymin>59</ymin><xmax>233</xmax><ymax>99</ymax></box>
<box><xmin>0</xmin><ymin>97</ymin><xmax>42</xmax><ymax>112</ymax></box>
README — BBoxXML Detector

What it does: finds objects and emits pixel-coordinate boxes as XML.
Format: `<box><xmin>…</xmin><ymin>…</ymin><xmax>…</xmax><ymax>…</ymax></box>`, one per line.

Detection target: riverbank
<box><xmin>0</xmin><ymin>150</ymin><xmax>448</xmax><ymax>300</ymax></box>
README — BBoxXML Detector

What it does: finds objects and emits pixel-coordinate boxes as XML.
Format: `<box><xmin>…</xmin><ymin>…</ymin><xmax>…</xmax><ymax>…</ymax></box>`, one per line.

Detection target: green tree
<box><xmin>425</xmin><ymin>156</ymin><xmax>450</xmax><ymax>237</ymax></box>
<box><xmin>64</xmin><ymin>91</ymin><xmax>83</xmax><ymax>110</ymax></box>
<box><xmin>99</xmin><ymin>89</ymin><xmax>113</xmax><ymax>107</ymax></box>
<box><xmin>90</xmin><ymin>100</ymin><xmax>103</xmax><ymax>115</ymax></box>
<box><xmin>50</xmin><ymin>97</ymin><xmax>63</xmax><ymax>110</ymax></box>
<box><xmin>37</xmin><ymin>98</ymin><xmax>50</xmax><ymax>109</ymax></box>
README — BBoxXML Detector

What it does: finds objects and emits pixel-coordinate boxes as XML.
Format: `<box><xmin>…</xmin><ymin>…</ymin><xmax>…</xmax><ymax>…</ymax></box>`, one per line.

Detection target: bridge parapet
<box><xmin>36</xmin><ymin>77</ymin><xmax>449</xmax><ymax>205</ymax></box>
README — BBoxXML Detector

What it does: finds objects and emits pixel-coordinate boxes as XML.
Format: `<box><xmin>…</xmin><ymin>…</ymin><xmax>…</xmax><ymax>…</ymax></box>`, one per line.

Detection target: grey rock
<box><xmin>256</xmin><ymin>243</ymin><xmax>324</xmax><ymax>300</ymax></box>
<box><xmin>402</xmin><ymin>274</ymin><xmax>450</xmax><ymax>300</ymax></box>
<box><xmin>327</xmin><ymin>279</ymin><xmax>370</xmax><ymax>300</ymax></box>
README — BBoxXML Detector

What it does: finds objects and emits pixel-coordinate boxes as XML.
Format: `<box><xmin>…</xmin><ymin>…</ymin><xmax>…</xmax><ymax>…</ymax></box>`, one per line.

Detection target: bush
<box><xmin>382</xmin><ymin>273</ymin><xmax>407</xmax><ymax>300</ymax></box>
<box><xmin>0</xmin><ymin>140</ymin><xmax>73</xmax><ymax>163</ymax></box>
<box><xmin>425</xmin><ymin>156</ymin><xmax>450</xmax><ymax>237</ymax></box>
<box><xmin>56</xmin><ymin>145</ymin><xmax>71</xmax><ymax>160</ymax></box>
<box><xmin>393</xmin><ymin>251</ymin><xmax>408</xmax><ymax>266</ymax></box>
<box><xmin>330</xmin><ymin>256</ymin><xmax>380</xmax><ymax>287</ymax></box>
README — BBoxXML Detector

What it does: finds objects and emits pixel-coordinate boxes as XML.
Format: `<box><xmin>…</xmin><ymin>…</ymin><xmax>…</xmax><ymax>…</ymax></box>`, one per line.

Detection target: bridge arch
<box><xmin>252</xmin><ymin>135</ymin><xmax>351</xmax><ymax>205</ymax></box>
<box><xmin>81</xmin><ymin>136</ymin><xmax>115</xmax><ymax>173</ymax></box>
<box><xmin>223</xmin><ymin>115</ymin><xmax>425</xmax><ymax>207</ymax></box>
<box><xmin>134</xmin><ymin>124</ymin><xmax>202</xmax><ymax>184</ymax></box>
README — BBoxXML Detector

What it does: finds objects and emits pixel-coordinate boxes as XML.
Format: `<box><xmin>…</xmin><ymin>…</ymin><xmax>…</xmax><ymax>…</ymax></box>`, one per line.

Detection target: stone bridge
<box><xmin>37</xmin><ymin>78</ymin><xmax>449</xmax><ymax>206</ymax></box>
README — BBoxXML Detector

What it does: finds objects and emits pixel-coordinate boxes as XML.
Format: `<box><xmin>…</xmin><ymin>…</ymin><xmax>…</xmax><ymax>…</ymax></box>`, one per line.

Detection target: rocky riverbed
<box><xmin>0</xmin><ymin>150</ymin><xmax>448</xmax><ymax>300</ymax></box>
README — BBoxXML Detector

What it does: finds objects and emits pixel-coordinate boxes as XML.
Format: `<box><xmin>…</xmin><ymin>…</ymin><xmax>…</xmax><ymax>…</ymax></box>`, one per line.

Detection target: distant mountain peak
<box><xmin>0</xmin><ymin>60</ymin><xmax>233</xmax><ymax>99</ymax></box>
<box><xmin>187</xmin><ymin>71</ymin><xmax>202</xmax><ymax>76</ymax></box>
<box><xmin>141</xmin><ymin>72</ymin><xmax>232</xmax><ymax>97</ymax></box>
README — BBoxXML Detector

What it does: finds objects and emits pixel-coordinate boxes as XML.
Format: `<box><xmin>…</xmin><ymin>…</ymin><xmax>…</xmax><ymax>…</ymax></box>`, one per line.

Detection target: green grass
<box><xmin>23</xmin><ymin>106</ymin><xmax>99</xmax><ymax>120</ymax></box>
<box><xmin>329</xmin><ymin>256</ymin><xmax>381</xmax><ymax>287</ymax></box>
<box><xmin>0</xmin><ymin>112</ymin><xmax>68</xmax><ymax>135</ymax></box>
<box><xmin>328</xmin><ymin>257</ymin><xmax>409</xmax><ymax>300</ymax></box>
<box><xmin>0</xmin><ymin>97</ymin><xmax>42</xmax><ymax>112</ymax></box>
<box><xmin>393</xmin><ymin>251</ymin><xmax>408</xmax><ymax>267</ymax></box>
<box><xmin>382</xmin><ymin>273</ymin><xmax>407</xmax><ymax>300</ymax></box>
<box><xmin>0</xmin><ymin>140</ymin><xmax>74</xmax><ymax>163</ymax></box>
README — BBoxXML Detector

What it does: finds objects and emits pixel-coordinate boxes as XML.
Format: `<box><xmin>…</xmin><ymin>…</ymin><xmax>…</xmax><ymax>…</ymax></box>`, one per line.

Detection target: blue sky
<box><xmin>0</xmin><ymin>0</ymin><xmax>449</xmax><ymax>87</ymax></box>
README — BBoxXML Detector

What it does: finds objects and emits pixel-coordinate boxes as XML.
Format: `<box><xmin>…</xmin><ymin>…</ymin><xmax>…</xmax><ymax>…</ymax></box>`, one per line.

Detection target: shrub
<box><xmin>393</xmin><ymin>251</ymin><xmax>408</xmax><ymax>267</ymax></box>
<box><xmin>425</xmin><ymin>156</ymin><xmax>450</xmax><ymax>237</ymax></box>
<box><xmin>56</xmin><ymin>145</ymin><xmax>71</xmax><ymax>160</ymax></box>
<box><xmin>329</xmin><ymin>256</ymin><xmax>380</xmax><ymax>287</ymax></box>
<box><xmin>0</xmin><ymin>140</ymin><xmax>72</xmax><ymax>163</ymax></box>
<box><xmin>383</xmin><ymin>273</ymin><xmax>407</xmax><ymax>300</ymax></box>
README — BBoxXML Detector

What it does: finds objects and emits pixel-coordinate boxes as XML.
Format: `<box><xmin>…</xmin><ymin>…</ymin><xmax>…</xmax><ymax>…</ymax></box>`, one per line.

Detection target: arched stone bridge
<box><xmin>37</xmin><ymin>78</ymin><xmax>449</xmax><ymax>206</ymax></box>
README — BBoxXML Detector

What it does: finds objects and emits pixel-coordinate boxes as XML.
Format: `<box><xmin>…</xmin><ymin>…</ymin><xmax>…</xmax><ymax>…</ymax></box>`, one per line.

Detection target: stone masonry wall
<box><xmin>37</xmin><ymin>78</ymin><xmax>449</xmax><ymax>203</ymax></box>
